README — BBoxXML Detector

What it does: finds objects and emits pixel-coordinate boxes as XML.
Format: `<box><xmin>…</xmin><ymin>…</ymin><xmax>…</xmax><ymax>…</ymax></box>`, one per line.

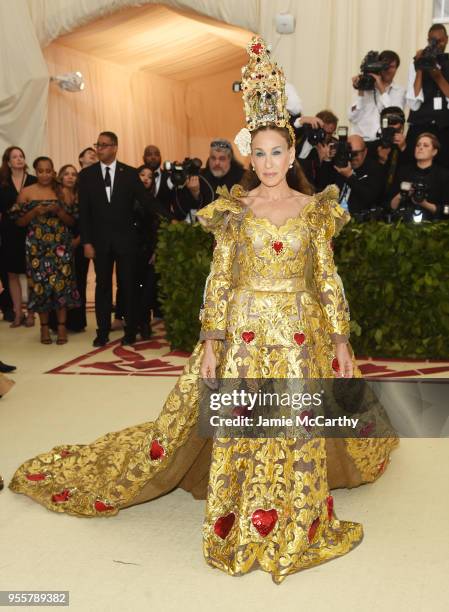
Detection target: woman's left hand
<box><xmin>335</xmin><ymin>342</ymin><xmax>354</xmax><ymax>378</ymax></box>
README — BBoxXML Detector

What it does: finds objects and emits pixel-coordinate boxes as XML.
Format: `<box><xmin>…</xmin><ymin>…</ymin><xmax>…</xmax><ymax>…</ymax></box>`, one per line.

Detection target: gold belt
<box><xmin>233</xmin><ymin>277</ymin><xmax>310</xmax><ymax>293</ymax></box>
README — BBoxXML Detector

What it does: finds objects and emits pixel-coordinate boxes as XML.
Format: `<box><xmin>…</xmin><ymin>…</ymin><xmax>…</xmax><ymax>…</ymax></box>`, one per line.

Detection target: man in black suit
<box><xmin>79</xmin><ymin>131</ymin><xmax>153</xmax><ymax>346</ymax></box>
<box><xmin>143</xmin><ymin>145</ymin><xmax>175</xmax><ymax>217</ymax></box>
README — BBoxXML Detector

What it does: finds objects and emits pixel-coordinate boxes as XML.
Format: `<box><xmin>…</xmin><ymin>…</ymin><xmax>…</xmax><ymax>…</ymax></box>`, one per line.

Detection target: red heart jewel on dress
<box><xmin>332</xmin><ymin>357</ymin><xmax>340</xmax><ymax>372</ymax></box>
<box><xmin>299</xmin><ymin>410</ymin><xmax>313</xmax><ymax>432</ymax></box>
<box><xmin>26</xmin><ymin>473</ymin><xmax>47</xmax><ymax>482</ymax></box>
<box><xmin>272</xmin><ymin>241</ymin><xmax>283</xmax><ymax>253</ymax></box>
<box><xmin>51</xmin><ymin>489</ymin><xmax>71</xmax><ymax>503</ymax></box>
<box><xmin>94</xmin><ymin>500</ymin><xmax>115</xmax><ymax>512</ymax></box>
<box><xmin>214</xmin><ymin>512</ymin><xmax>236</xmax><ymax>539</ymax></box>
<box><xmin>359</xmin><ymin>422</ymin><xmax>375</xmax><ymax>437</ymax></box>
<box><xmin>149</xmin><ymin>439</ymin><xmax>165</xmax><ymax>460</ymax></box>
<box><xmin>232</xmin><ymin>405</ymin><xmax>251</xmax><ymax>417</ymax></box>
<box><xmin>251</xmin><ymin>508</ymin><xmax>278</xmax><ymax>537</ymax></box>
<box><xmin>241</xmin><ymin>331</ymin><xmax>255</xmax><ymax>343</ymax></box>
<box><xmin>308</xmin><ymin>517</ymin><xmax>320</xmax><ymax>542</ymax></box>
<box><xmin>327</xmin><ymin>495</ymin><xmax>334</xmax><ymax>521</ymax></box>
<box><xmin>294</xmin><ymin>332</ymin><xmax>305</xmax><ymax>346</ymax></box>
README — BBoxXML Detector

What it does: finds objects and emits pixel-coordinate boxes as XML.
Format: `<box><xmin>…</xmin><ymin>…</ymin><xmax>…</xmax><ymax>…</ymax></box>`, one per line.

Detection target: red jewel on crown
<box><xmin>272</xmin><ymin>241</ymin><xmax>283</xmax><ymax>253</ymax></box>
<box><xmin>94</xmin><ymin>500</ymin><xmax>115</xmax><ymax>513</ymax></box>
<box><xmin>378</xmin><ymin>459</ymin><xmax>386</xmax><ymax>474</ymax></box>
<box><xmin>149</xmin><ymin>439</ymin><xmax>165</xmax><ymax>461</ymax></box>
<box><xmin>251</xmin><ymin>42</ymin><xmax>263</xmax><ymax>55</ymax></box>
<box><xmin>308</xmin><ymin>517</ymin><xmax>320</xmax><ymax>542</ymax></box>
<box><xmin>59</xmin><ymin>450</ymin><xmax>72</xmax><ymax>458</ymax></box>
<box><xmin>294</xmin><ymin>332</ymin><xmax>305</xmax><ymax>346</ymax></box>
<box><xmin>332</xmin><ymin>357</ymin><xmax>340</xmax><ymax>372</ymax></box>
<box><xmin>214</xmin><ymin>512</ymin><xmax>236</xmax><ymax>539</ymax></box>
<box><xmin>241</xmin><ymin>331</ymin><xmax>255</xmax><ymax>343</ymax></box>
<box><xmin>51</xmin><ymin>489</ymin><xmax>71</xmax><ymax>503</ymax></box>
<box><xmin>251</xmin><ymin>508</ymin><xmax>278</xmax><ymax>537</ymax></box>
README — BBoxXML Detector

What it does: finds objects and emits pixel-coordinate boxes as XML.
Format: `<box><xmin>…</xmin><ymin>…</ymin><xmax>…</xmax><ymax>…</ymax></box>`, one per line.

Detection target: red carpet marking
<box><xmin>46</xmin><ymin>322</ymin><xmax>449</xmax><ymax>378</ymax></box>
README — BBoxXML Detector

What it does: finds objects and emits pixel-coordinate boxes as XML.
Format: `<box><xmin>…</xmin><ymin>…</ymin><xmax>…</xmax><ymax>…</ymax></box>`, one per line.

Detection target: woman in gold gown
<box><xmin>9</xmin><ymin>37</ymin><xmax>397</xmax><ymax>583</ymax></box>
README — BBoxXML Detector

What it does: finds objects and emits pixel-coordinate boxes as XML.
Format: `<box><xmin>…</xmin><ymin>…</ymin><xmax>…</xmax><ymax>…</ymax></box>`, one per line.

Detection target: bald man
<box><xmin>316</xmin><ymin>133</ymin><xmax>386</xmax><ymax>216</ymax></box>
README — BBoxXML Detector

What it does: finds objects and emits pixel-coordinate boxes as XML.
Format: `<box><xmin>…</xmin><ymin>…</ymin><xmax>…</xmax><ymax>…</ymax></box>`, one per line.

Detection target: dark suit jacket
<box><xmin>153</xmin><ymin>169</ymin><xmax>175</xmax><ymax>218</ymax></box>
<box><xmin>79</xmin><ymin>161</ymin><xmax>152</xmax><ymax>252</ymax></box>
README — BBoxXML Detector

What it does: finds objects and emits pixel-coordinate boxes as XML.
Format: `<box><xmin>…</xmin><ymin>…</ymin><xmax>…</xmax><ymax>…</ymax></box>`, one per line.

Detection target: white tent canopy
<box><xmin>0</xmin><ymin>0</ymin><xmax>432</xmax><ymax>167</ymax></box>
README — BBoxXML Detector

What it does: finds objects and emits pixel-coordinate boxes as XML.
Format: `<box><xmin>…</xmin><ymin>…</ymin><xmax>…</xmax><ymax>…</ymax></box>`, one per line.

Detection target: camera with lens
<box><xmin>330</xmin><ymin>126</ymin><xmax>354</xmax><ymax>168</ymax></box>
<box><xmin>414</xmin><ymin>38</ymin><xmax>441</xmax><ymax>71</ymax></box>
<box><xmin>163</xmin><ymin>157</ymin><xmax>202</xmax><ymax>188</ymax></box>
<box><xmin>395</xmin><ymin>180</ymin><xmax>428</xmax><ymax>222</ymax></box>
<box><xmin>355</xmin><ymin>51</ymin><xmax>390</xmax><ymax>91</ymax></box>
<box><xmin>302</xmin><ymin>123</ymin><xmax>327</xmax><ymax>146</ymax></box>
<box><xmin>400</xmin><ymin>180</ymin><xmax>428</xmax><ymax>205</ymax></box>
<box><xmin>378</xmin><ymin>113</ymin><xmax>404</xmax><ymax>147</ymax></box>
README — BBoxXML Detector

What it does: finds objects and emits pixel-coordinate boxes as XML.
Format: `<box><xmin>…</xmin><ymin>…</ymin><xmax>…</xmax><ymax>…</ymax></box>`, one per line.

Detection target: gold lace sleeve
<box><xmin>308</xmin><ymin>184</ymin><xmax>351</xmax><ymax>344</ymax></box>
<box><xmin>196</xmin><ymin>186</ymin><xmax>243</xmax><ymax>341</ymax></box>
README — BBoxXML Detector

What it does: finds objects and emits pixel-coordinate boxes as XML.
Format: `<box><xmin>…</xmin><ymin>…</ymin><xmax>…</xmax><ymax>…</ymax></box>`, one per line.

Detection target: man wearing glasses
<box><xmin>316</xmin><ymin>134</ymin><xmax>385</xmax><ymax>217</ymax></box>
<box><xmin>78</xmin><ymin>131</ymin><xmax>155</xmax><ymax>346</ymax></box>
<box><xmin>175</xmin><ymin>139</ymin><xmax>245</xmax><ymax>220</ymax></box>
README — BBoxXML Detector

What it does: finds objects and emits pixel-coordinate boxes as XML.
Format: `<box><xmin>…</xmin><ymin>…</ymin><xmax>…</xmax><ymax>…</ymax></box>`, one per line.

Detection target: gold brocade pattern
<box><xmin>9</xmin><ymin>185</ymin><xmax>398</xmax><ymax>583</ymax></box>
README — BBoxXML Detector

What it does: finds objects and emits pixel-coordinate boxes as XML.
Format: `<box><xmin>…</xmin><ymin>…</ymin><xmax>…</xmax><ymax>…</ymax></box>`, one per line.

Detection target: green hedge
<box><xmin>334</xmin><ymin>220</ymin><xmax>449</xmax><ymax>359</ymax></box>
<box><xmin>156</xmin><ymin>220</ymin><xmax>449</xmax><ymax>358</ymax></box>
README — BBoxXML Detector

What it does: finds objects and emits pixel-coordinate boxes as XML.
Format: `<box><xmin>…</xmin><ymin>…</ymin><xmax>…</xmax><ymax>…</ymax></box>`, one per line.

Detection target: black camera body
<box><xmin>399</xmin><ymin>180</ymin><xmax>428</xmax><ymax>206</ymax></box>
<box><xmin>163</xmin><ymin>158</ymin><xmax>202</xmax><ymax>188</ymax></box>
<box><xmin>331</xmin><ymin>126</ymin><xmax>353</xmax><ymax>168</ymax></box>
<box><xmin>355</xmin><ymin>51</ymin><xmax>390</xmax><ymax>91</ymax></box>
<box><xmin>302</xmin><ymin>123</ymin><xmax>327</xmax><ymax>146</ymax></box>
<box><xmin>378</xmin><ymin>114</ymin><xmax>404</xmax><ymax>147</ymax></box>
<box><xmin>414</xmin><ymin>38</ymin><xmax>440</xmax><ymax>71</ymax></box>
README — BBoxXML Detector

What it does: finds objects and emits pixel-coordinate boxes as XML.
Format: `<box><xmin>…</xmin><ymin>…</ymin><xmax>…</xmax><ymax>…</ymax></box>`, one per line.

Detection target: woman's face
<box><xmin>251</xmin><ymin>129</ymin><xmax>294</xmax><ymax>188</ymax></box>
<box><xmin>61</xmin><ymin>166</ymin><xmax>78</xmax><ymax>189</ymax></box>
<box><xmin>36</xmin><ymin>161</ymin><xmax>55</xmax><ymax>186</ymax></box>
<box><xmin>415</xmin><ymin>136</ymin><xmax>437</xmax><ymax>162</ymax></box>
<box><xmin>8</xmin><ymin>148</ymin><xmax>25</xmax><ymax>171</ymax></box>
<box><xmin>139</xmin><ymin>168</ymin><xmax>153</xmax><ymax>189</ymax></box>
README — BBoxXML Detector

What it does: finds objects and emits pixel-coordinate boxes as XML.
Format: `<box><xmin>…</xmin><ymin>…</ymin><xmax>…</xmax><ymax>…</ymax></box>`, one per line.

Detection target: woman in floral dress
<box><xmin>11</xmin><ymin>157</ymin><xmax>80</xmax><ymax>344</ymax></box>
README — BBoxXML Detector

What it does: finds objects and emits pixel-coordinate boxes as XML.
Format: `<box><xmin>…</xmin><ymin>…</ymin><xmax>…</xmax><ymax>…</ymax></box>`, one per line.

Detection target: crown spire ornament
<box><xmin>234</xmin><ymin>36</ymin><xmax>295</xmax><ymax>156</ymax></box>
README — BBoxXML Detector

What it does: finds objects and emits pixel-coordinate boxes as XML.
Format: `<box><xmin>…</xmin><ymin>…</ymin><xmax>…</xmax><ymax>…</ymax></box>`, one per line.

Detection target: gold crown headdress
<box><xmin>234</xmin><ymin>36</ymin><xmax>295</xmax><ymax>156</ymax></box>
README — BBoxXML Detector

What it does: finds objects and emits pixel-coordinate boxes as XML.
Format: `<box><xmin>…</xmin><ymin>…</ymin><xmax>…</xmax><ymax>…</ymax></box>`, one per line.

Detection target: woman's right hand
<box><xmin>33</xmin><ymin>204</ymin><xmax>47</xmax><ymax>216</ymax></box>
<box><xmin>200</xmin><ymin>340</ymin><xmax>217</xmax><ymax>379</ymax></box>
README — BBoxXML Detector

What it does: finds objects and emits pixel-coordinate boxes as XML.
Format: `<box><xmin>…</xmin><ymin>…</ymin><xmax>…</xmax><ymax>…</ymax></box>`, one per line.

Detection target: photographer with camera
<box><xmin>390</xmin><ymin>133</ymin><xmax>449</xmax><ymax>221</ymax></box>
<box><xmin>142</xmin><ymin>145</ymin><xmax>175</xmax><ymax>217</ymax></box>
<box><xmin>316</xmin><ymin>133</ymin><xmax>385</xmax><ymax>218</ymax></box>
<box><xmin>406</xmin><ymin>24</ymin><xmax>449</xmax><ymax>169</ymax></box>
<box><xmin>174</xmin><ymin>139</ymin><xmax>244</xmax><ymax>221</ymax></box>
<box><xmin>368</xmin><ymin>106</ymin><xmax>408</xmax><ymax>196</ymax></box>
<box><xmin>294</xmin><ymin>110</ymin><xmax>339</xmax><ymax>187</ymax></box>
<box><xmin>349</xmin><ymin>50</ymin><xmax>406</xmax><ymax>146</ymax></box>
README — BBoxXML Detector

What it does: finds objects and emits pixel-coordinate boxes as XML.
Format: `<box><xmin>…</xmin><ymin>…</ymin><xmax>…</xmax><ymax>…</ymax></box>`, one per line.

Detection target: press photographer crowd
<box><xmin>1</xmin><ymin>22</ymin><xmax>449</xmax><ymax>366</ymax></box>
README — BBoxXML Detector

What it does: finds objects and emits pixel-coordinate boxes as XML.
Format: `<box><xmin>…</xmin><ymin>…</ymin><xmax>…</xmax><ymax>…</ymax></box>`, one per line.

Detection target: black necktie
<box><xmin>104</xmin><ymin>166</ymin><xmax>111</xmax><ymax>188</ymax></box>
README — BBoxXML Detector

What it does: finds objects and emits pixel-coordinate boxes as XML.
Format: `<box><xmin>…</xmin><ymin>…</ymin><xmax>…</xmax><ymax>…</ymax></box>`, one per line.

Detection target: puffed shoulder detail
<box><xmin>196</xmin><ymin>184</ymin><xmax>246</xmax><ymax>234</ymax></box>
<box><xmin>306</xmin><ymin>184</ymin><xmax>350</xmax><ymax>239</ymax></box>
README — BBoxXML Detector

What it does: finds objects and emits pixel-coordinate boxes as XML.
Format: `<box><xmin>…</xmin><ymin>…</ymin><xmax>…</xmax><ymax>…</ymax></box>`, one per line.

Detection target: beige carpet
<box><xmin>1</xmin><ymin>314</ymin><xmax>449</xmax><ymax>612</ymax></box>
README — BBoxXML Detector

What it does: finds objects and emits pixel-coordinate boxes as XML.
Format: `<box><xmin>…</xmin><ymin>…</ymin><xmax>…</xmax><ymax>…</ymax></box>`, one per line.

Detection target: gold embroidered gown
<box><xmin>9</xmin><ymin>184</ymin><xmax>398</xmax><ymax>583</ymax></box>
